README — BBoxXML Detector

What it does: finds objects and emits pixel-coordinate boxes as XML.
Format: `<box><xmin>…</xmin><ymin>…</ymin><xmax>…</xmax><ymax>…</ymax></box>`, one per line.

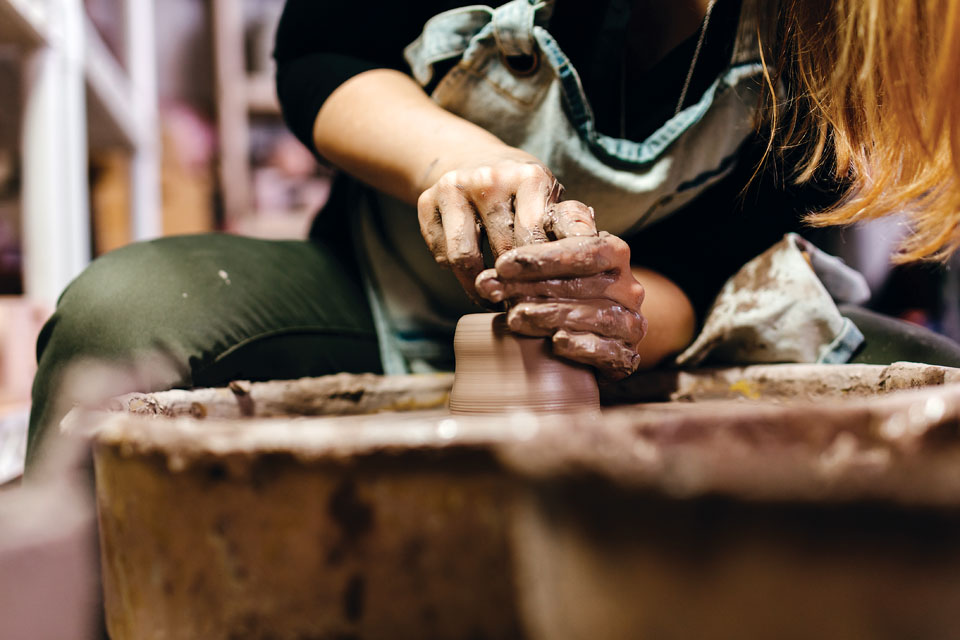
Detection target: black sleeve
<box><xmin>625</xmin><ymin>135</ymin><xmax>843</xmax><ymax>322</ymax></box>
<box><xmin>273</xmin><ymin>0</ymin><xmax>455</xmax><ymax>153</ymax></box>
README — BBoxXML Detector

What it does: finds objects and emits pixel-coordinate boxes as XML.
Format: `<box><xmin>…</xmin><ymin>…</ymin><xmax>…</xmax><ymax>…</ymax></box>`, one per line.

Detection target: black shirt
<box><xmin>273</xmin><ymin>0</ymin><xmax>741</xmax><ymax>155</ymax></box>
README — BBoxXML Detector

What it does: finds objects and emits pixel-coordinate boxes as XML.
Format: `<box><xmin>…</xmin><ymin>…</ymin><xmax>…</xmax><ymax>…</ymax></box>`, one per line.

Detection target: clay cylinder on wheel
<box><xmin>449</xmin><ymin>313</ymin><xmax>600</xmax><ymax>415</ymax></box>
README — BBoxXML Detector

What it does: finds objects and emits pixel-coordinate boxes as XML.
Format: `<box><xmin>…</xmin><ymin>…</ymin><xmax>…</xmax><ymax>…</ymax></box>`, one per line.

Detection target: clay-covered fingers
<box><xmin>513</xmin><ymin>165</ymin><xmax>564</xmax><ymax>246</ymax></box>
<box><xmin>504</xmin><ymin>300</ymin><xmax>644</xmax><ymax>379</ymax></box>
<box><xmin>475</xmin><ymin>269</ymin><xmax>617</xmax><ymax>304</ymax></box>
<box><xmin>476</xmin><ymin>197</ymin><xmax>517</xmax><ymax>258</ymax></box>
<box><xmin>417</xmin><ymin>159</ymin><xmax>567</xmax><ymax>302</ymax></box>
<box><xmin>417</xmin><ymin>177</ymin><xmax>485</xmax><ymax>300</ymax></box>
<box><xmin>552</xmin><ymin>330</ymin><xmax>640</xmax><ymax>380</ymax></box>
<box><xmin>495</xmin><ymin>231</ymin><xmax>630</xmax><ymax>281</ymax></box>
<box><xmin>544</xmin><ymin>200</ymin><xmax>598</xmax><ymax>239</ymax></box>
<box><xmin>506</xmin><ymin>299</ymin><xmax>646</xmax><ymax>347</ymax></box>
<box><xmin>491</xmin><ymin>232</ymin><xmax>643</xmax><ymax>310</ymax></box>
<box><xmin>487</xmin><ymin>228</ymin><xmax>648</xmax><ymax>378</ymax></box>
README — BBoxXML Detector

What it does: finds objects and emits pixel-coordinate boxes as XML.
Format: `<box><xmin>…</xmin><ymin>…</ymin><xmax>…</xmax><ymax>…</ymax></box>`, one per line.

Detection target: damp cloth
<box><xmin>676</xmin><ymin>233</ymin><xmax>871</xmax><ymax>366</ymax></box>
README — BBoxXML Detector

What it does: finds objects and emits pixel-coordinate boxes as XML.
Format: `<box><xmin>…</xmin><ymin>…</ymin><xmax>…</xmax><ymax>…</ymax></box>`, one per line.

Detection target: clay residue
<box><xmin>506</xmin><ymin>299</ymin><xmax>645</xmax><ymax>345</ymax></box>
<box><xmin>475</xmin><ymin>270</ymin><xmax>616</xmax><ymax>303</ymax></box>
<box><xmin>495</xmin><ymin>234</ymin><xmax>621</xmax><ymax>280</ymax></box>
<box><xmin>343</xmin><ymin>573</ymin><xmax>366</xmax><ymax>622</ymax></box>
<box><xmin>328</xmin><ymin>478</ymin><xmax>375</xmax><ymax>541</ymax></box>
<box><xmin>728</xmin><ymin>239</ymin><xmax>780</xmax><ymax>294</ymax></box>
<box><xmin>543</xmin><ymin>200</ymin><xmax>597</xmax><ymax>240</ymax></box>
<box><xmin>552</xmin><ymin>329</ymin><xmax>639</xmax><ymax>380</ymax></box>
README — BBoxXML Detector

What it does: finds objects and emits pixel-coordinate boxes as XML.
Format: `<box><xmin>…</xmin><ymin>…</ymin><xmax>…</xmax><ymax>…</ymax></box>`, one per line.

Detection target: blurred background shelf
<box><xmin>0</xmin><ymin>0</ymin><xmax>152</xmax><ymax>154</ymax></box>
<box><xmin>213</xmin><ymin>0</ymin><xmax>330</xmax><ymax>238</ymax></box>
<box><xmin>0</xmin><ymin>0</ymin><xmax>161</xmax><ymax>482</ymax></box>
<box><xmin>1</xmin><ymin>0</ymin><xmax>161</xmax><ymax>305</ymax></box>
<box><xmin>0</xmin><ymin>0</ymin><xmax>49</xmax><ymax>49</ymax></box>
<box><xmin>246</xmin><ymin>71</ymin><xmax>280</xmax><ymax>115</ymax></box>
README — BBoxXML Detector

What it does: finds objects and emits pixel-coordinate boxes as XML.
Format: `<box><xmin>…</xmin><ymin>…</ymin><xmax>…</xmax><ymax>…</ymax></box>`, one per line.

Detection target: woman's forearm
<box><xmin>313</xmin><ymin>68</ymin><xmax>520</xmax><ymax>205</ymax></box>
<box><xmin>630</xmin><ymin>267</ymin><xmax>695</xmax><ymax>367</ymax></box>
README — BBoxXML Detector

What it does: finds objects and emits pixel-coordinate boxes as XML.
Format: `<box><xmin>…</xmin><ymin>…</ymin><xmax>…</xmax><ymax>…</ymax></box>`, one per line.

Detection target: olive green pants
<box><xmin>28</xmin><ymin>234</ymin><xmax>960</xmax><ymax>464</ymax></box>
<box><xmin>27</xmin><ymin>234</ymin><xmax>383</xmax><ymax>463</ymax></box>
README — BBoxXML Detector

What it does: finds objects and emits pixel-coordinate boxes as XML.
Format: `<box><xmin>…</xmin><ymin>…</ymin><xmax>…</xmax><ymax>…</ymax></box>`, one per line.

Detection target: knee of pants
<box><xmin>29</xmin><ymin>233</ymin><xmax>383</xmax><ymax>461</ymax></box>
<box><xmin>36</xmin><ymin>241</ymin><xmax>196</xmax><ymax>382</ymax></box>
<box><xmin>30</xmin><ymin>243</ymin><xmax>197</xmax><ymax>453</ymax></box>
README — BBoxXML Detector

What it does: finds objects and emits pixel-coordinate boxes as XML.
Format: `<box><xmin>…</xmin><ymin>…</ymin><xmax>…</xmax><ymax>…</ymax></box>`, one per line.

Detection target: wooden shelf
<box><xmin>0</xmin><ymin>1</ymin><xmax>141</xmax><ymax>150</ymax></box>
<box><xmin>2</xmin><ymin>0</ymin><xmax>161</xmax><ymax>303</ymax></box>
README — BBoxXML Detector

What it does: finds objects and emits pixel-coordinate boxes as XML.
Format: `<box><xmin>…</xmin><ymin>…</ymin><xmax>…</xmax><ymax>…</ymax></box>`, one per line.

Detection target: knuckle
<box><xmin>551</xmin><ymin>330</ymin><xmax>572</xmax><ymax>349</ymax></box>
<box><xmin>416</xmin><ymin>187</ymin><xmax>433</xmax><ymax>208</ymax></box>
<box><xmin>435</xmin><ymin>171</ymin><xmax>461</xmax><ymax>189</ymax></box>
<box><xmin>606</xmin><ymin>233</ymin><xmax>630</xmax><ymax>254</ymax></box>
<box><xmin>472</xmin><ymin>167</ymin><xmax>494</xmax><ymax>190</ymax></box>
<box><xmin>493</xmin><ymin>248</ymin><xmax>519</xmax><ymax>271</ymax></box>
<box><xmin>626</xmin><ymin>314</ymin><xmax>646</xmax><ymax>343</ymax></box>
<box><xmin>507</xmin><ymin>301</ymin><xmax>536</xmax><ymax>320</ymax></box>
<box><xmin>557</xmin><ymin>199</ymin><xmax>588</xmax><ymax>215</ymax></box>
<box><xmin>474</xmin><ymin>268</ymin><xmax>498</xmax><ymax>284</ymax></box>
<box><xmin>447</xmin><ymin>250</ymin><xmax>481</xmax><ymax>270</ymax></box>
<box><xmin>506</xmin><ymin>306</ymin><xmax>526</xmax><ymax>331</ymax></box>
<box><xmin>608</xmin><ymin>237</ymin><xmax>632</xmax><ymax>269</ymax></box>
<box><xmin>492</xmin><ymin>166</ymin><xmax>523</xmax><ymax>191</ymax></box>
<box><xmin>516</xmin><ymin>163</ymin><xmax>547</xmax><ymax>182</ymax></box>
<box><xmin>417</xmin><ymin>190</ymin><xmax>438</xmax><ymax>222</ymax></box>
<box><xmin>630</xmin><ymin>282</ymin><xmax>645</xmax><ymax>308</ymax></box>
<box><xmin>416</xmin><ymin>186</ymin><xmax>433</xmax><ymax>207</ymax></box>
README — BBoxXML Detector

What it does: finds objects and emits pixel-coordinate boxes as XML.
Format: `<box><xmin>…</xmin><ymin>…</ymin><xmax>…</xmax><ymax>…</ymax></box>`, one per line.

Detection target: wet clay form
<box><xmin>449</xmin><ymin>312</ymin><xmax>600</xmax><ymax>415</ymax></box>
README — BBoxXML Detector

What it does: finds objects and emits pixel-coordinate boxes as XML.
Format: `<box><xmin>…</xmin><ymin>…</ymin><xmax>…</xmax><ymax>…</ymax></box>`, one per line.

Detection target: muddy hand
<box><xmin>417</xmin><ymin>150</ymin><xmax>572</xmax><ymax>303</ymax></box>
<box><xmin>476</xmin><ymin>225</ymin><xmax>647</xmax><ymax>380</ymax></box>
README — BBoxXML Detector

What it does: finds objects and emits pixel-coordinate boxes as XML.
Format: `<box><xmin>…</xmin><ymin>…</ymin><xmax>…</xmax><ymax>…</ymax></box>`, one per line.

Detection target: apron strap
<box><xmin>405</xmin><ymin>5</ymin><xmax>495</xmax><ymax>86</ymax></box>
<box><xmin>492</xmin><ymin>0</ymin><xmax>548</xmax><ymax>57</ymax></box>
<box><xmin>405</xmin><ymin>0</ymin><xmax>554</xmax><ymax>86</ymax></box>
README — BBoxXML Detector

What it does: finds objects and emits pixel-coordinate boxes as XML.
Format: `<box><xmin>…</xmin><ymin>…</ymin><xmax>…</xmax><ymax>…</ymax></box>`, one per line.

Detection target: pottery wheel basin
<box><xmin>65</xmin><ymin>362</ymin><xmax>960</xmax><ymax>640</ymax></box>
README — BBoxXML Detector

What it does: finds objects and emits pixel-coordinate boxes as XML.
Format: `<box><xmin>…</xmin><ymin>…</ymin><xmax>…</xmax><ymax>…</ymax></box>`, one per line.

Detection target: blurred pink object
<box><xmin>269</xmin><ymin>134</ymin><xmax>317</xmax><ymax>178</ymax></box>
<box><xmin>161</xmin><ymin>102</ymin><xmax>217</xmax><ymax>171</ymax></box>
<box><xmin>0</xmin><ymin>437</ymin><xmax>97</xmax><ymax>640</ymax></box>
<box><xmin>0</xmin><ymin>296</ymin><xmax>50</xmax><ymax>405</ymax></box>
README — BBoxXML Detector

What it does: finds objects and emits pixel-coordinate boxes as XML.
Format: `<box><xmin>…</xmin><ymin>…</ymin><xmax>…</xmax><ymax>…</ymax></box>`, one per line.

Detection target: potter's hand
<box><xmin>475</xmin><ymin>208</ymin><xmax>647</xmax><ymax>380</ymax></box>
<box><xmin>417</xmin><ymin>150</ymin><xmax>580</xmax><ymax>301</ymax></box>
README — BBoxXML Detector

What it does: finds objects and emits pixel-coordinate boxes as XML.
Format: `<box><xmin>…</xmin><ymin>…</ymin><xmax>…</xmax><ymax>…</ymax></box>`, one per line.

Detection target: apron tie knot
<box><xmin>492</xmin><ymin>0</ymin><xmax>543</xmax><ymax>57</ymax></box>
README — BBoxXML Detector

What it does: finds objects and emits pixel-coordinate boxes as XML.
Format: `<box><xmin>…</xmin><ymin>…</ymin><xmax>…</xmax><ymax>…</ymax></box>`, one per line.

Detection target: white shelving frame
<box><xmin>1</xmin><ymin>0</ymin><xmax>161</xmax><ymax>304</ymax></box>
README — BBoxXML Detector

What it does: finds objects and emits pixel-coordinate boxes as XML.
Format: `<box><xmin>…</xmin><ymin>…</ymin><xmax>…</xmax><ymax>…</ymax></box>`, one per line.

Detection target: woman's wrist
<box><xmin>313</xmin><ymin>69</ymin><xmax>521</xmax><ymax>205</ymax></box>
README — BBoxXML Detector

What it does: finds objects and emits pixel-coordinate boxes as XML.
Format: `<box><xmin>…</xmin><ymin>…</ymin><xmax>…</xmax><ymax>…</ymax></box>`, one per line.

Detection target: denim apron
<box><xmin>354</xmin><ymin>0</ymin><xmax>781</xmax><ymax>374</ymax></box>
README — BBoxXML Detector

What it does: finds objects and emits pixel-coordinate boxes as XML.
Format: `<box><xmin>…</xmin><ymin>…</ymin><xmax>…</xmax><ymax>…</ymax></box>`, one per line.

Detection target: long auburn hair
<box><xmin>761</xmin><ymin>0</ymin><xmax>960</xmax><ymax>262</ymax></box>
